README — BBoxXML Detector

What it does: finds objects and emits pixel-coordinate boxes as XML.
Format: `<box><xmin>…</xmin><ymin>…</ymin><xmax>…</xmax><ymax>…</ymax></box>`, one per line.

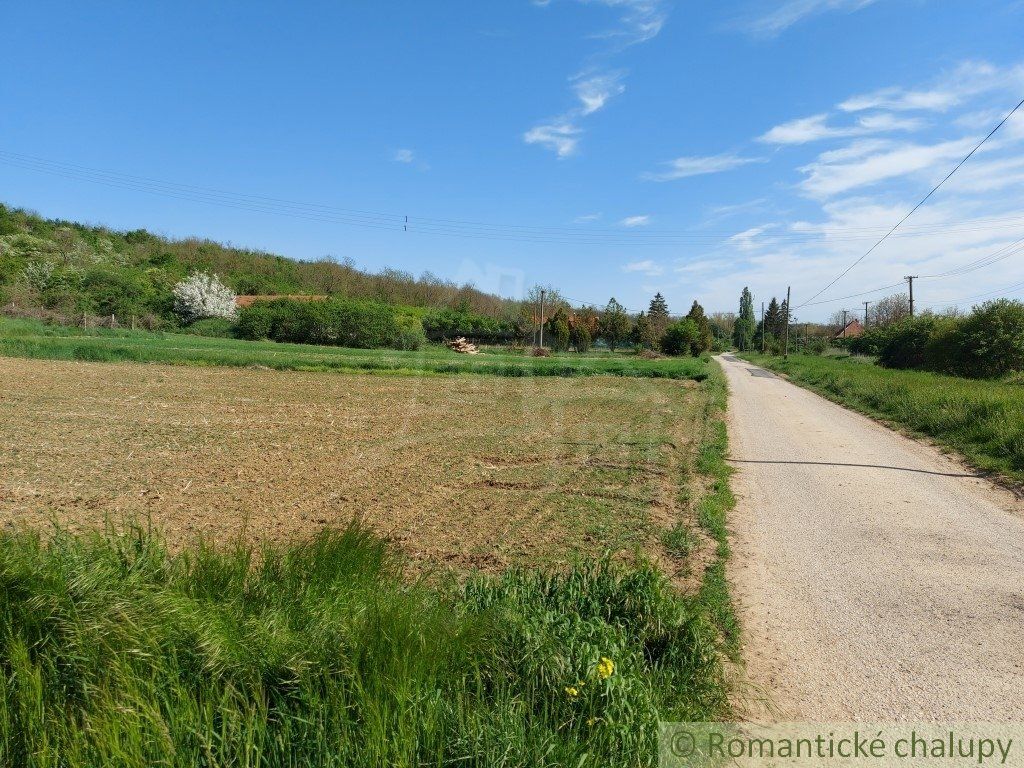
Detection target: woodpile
<box><xmin>447</xmin><ymin>337</ymin><xmax>480</xmax><ymax>354</ymax></box>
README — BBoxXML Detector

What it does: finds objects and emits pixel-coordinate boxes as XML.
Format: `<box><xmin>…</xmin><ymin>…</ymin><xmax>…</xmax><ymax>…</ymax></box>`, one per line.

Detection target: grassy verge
<box><xmin>0</xmin><ymin>318</ymin><xmax>708</xmax><ymax>381</ymax></box>
<box><xmin>691</xmin><ymin>364</ymin><xmax>739</xmax><ymax>654</ymax></box>
<box><xmin>741</xmin><ymin>352</ymin><xmax>1024</xmax><ymax>483</ymax></box>
<box><xmin>0</xmin><ymin>522</ymin><xmax>730</xmax><ymax>766</ymax></box>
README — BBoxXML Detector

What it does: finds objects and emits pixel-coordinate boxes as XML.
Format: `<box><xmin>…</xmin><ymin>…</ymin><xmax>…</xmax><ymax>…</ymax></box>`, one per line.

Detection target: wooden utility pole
<box><xmin>905</xmin><ymin>275</ymin><xmax>918</xmax><ymax>316</ymax></box>
<box><xmin>760</xmin><ymin>301</ymin><xmax>765</xmax><ymax>353</ymax></box>
<box><xmin>538</xmin><ymin>289</ymin><xmax>546</xmax><ymax>348</ymax></box>
<box><xmin>863</xmin><ymin>301</ymin><xmax>870</xmax><ymax>329</ymax></box>
<box><xmin>841</xmin><ymin>309</ymin><xmax>848</xmax><ymax>337</ymax></box>
<box><xmin>783</xmin><ymin>286</ymin><xmax>791</xmax><ymax>359</ymax></box>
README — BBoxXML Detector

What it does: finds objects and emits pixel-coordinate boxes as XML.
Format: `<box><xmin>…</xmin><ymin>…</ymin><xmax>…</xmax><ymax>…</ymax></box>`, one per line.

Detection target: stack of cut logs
<box><xmin>447</xmin><ymin>337</ymin><xmax>480</xmax><ymax>354</ymax></box>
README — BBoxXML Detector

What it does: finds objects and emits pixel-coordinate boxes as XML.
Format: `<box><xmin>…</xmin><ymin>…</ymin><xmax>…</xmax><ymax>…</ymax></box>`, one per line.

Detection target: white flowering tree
<box><xmin>172</xmin><ymin>272</ymin><xmax>238</xmax><ymax>324</ymax></box>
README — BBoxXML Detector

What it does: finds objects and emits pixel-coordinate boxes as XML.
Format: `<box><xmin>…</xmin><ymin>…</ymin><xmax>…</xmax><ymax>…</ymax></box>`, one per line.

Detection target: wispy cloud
<box><xmin>839</xmin><ymin>61</ymin><xmax>1024</xmax><ymax>113</ymax></box>
<box><xmin>623</xmin><ymin>258</ymin><xmax>663</xmax><ymax>276</ymax></box>
<box><xmin>585</xmin><ymin>0</ymin><xmax>669</xmax><ymax>46</ymax></box>
<box><xmin>798</xmin><ymin>137</ymin><xmax>978</xmax><ymax>198</ymax></box>
<box><xmin>642</xmin><ymin>152</ymin><xmax>764</xmax><ymax>181</ymax></box>
<box><xmin>525</xmin><ymin>0</ymin><xmax>668</xmax><ymax>157</ymax></box>
<box><xmin>573</xmin><ymin>213</ymin><xmax>603</xmax><ymax>223</ymax></box>
<box><xmin>740</xmin><ymin>0</ymin><xmax>879</xmax><ymax>38</ymax></box>
<box><xmin>620</xmin><ymin>215</ymin><xmax>651</xmax><ymax>227</ymax></box>
<box><xmin>758</xmin><ymin>112</ymin><xmax>924</xmax><ymax>144</ymax></box>
<box><xmin>523</xmin><ymin>122</ymin><xmax>582</xmax><ymax>158</ymax></box>
<box><xmin>572</xmin><ymin>71</ymin><xmax>626</xmax><ymax>115</ymax></box>
<box><xmin>392</xmin><ymin>148</ymin><xmax>415</xmax><ymax>163</ymax></box>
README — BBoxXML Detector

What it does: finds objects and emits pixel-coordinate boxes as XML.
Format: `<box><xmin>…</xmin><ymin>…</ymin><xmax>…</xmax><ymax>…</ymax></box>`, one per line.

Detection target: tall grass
<box><xmin>743</xmin><ymin>353</ymin><xmax>1024</xmax><ymax>482</ymax></box>
<box><xmin>0</xmin><ymin>318</ymin><xmax>709</xmax><ymax>381</ymax></box>
<box><xmin>0</xmin><ymin>523</ymin><xmax>728</xmax><ymax>767</ymax></box>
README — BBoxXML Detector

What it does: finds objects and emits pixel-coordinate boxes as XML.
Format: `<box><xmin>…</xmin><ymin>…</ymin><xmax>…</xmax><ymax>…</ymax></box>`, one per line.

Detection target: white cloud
<box><xmin>643</xmin><ymin>152</ymin><xmax>764</xmax><ymax>181</ymax></box>
<box><xmin>729</xmin><ymin>225</ymin><xmax>776</xmax><ymax>251</ymax></box>
<box><xmin>573</xmin><ymin>213</ymin><xmax>602</xmax><ymax>223</ymax></box>
<box><xmin>584</xmin><ymin>0</ymin><xmax>669</xmax><ymax>46</ymax></box>
<box><xmin>839</xmin><ymin>61</ymin><xmax>1024</xmax><ymax>113</ymax></box>
<box><xmin>523</xmin><ymin>122</ymin><xmax>582</xmax><ymax>158</ymax></box>
<box><xmin>623</xmin><ymin>259</ymin><xmax>664</xmax><ymax>276</ymax></box>
<box><xmin>741</xmin><ymin>0</ymin><xmax>879</xmax><ymax>37</ymax></box>
<box><xmin>392</xmin><ymin>148</ymin><xmax>415</xmax><ymax>163</ymax></box>
<box><xmin>525</xmin><ymin>1</ymin><xmax>667</xmax><ymax>156</ymax></box>
<box><xmin>620</xmin><ymin>215</ymin><xmax>651</xmax><ymax>227</ymax></box>
<box><xmin>758</xmin><ymin>112</ymin><xmax>924</xmax><ymax>145</ymax></box>
<box><xmin>573</xmin><ymin>71</ymin><xmax>626</xmax><ymax>115</ymax></box>
<box><xmin>799</xmin><ymin>137</ymin><xmax>978</xmax><ymax>198</ymax></box>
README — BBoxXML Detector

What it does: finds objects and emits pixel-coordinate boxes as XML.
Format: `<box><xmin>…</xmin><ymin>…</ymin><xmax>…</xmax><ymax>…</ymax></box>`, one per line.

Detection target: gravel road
<box><xmin>718</xmin><ymin>354</ymin><xmax>1024</xmax><ymax>721</ymax></box>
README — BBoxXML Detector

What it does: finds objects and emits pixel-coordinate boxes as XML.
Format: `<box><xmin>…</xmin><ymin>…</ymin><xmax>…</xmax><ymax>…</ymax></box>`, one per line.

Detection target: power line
<box><xmin>795</xmin><ymin>95</ymin><xmax>1024</xmax><ymax>310</ymax></box>
<box><xmin>5</xmin><ymin>148</ymin><xmax>1024</xmax><ymax>247</ymax></box>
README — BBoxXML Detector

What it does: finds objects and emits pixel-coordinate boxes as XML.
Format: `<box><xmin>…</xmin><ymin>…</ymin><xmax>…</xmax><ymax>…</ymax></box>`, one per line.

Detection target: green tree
<box><xmin>685</xmin><ymin>300</ymin><xmax>713</xmax><ymax>354</ymax></box>
<box><xmin>546</xmin><ymin>307</ymin><xmax>571</xmax><ymax>352</ymax></box>
<box><xmin>631</xmin><ymin>311</ymin><xmax>658</xmax><ymax>349</ymax></box>
<box><xmin>599</xmin><ymin>298</ymin><xmax>631</xmax><ymax>352</ymax></box>
<box><xmin>764</xmin><ymin>297</ymin><xmax>782</xmax><ymax>340</ymax></box>
<box><xmin>732</xmin><ymin>287</ymin><xmax>756</xmax><ymax>350</ymax></box>
<box><xmin>661</xmin><ymin>318</ymin><xmax>701</xmax><ymax>356</ymax></box>
<box><xmin>648</xmin><ymin>293</ymin><xmax>670</xmax><ymax>337</ymax></box>
<box><xmin>570</xmin><ymin>322</ymin><xmax>592</xmax><ymax>353</ymax></box>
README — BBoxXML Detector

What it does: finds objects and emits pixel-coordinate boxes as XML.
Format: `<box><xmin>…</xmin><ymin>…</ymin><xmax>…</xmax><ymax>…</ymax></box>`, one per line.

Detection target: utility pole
<box><xmin>842</xmin><ymin>309</ymin><xmax>848</xmax><ymax>338</ymax></box>
<box><xmin>538</xmin><ymin>289</ymin><xmax>546</xmax><ymax>348</ymax></box>
<box><xmin>784</xmin><ymin>286</ymin><xmax>791</xmax><ymax>359</ymax></box>
<box><xmin>760</xmin><ymin>301</ymin><xmax>765</xmax><ymax>353</ymax></box>
<box><xmin>863</xmin><ymin>301</ymin><xmax>870</xmax><ymax>329</ymax></box>
<box><xmin>905</xmin><ymin>276</ymin><xmax>918</xmax><ymax>317</ymax></box>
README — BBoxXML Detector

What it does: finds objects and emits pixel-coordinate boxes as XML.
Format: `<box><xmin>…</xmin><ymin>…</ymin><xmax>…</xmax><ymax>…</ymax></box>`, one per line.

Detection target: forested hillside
<box><xmin>0</xmin><ymin>204</ymin><xmax>518</xmax><ymax>326</ymax></box>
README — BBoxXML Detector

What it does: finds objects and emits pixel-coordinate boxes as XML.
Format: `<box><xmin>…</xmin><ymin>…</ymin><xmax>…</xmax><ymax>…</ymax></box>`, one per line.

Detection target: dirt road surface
<box><xmin>719</xmin><ymin>354</ymin><xmax>1024</xmax><ymax>721</ymax></box>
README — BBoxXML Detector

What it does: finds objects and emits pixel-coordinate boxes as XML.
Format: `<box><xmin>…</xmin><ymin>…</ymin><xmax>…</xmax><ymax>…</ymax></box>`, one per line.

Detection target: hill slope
<box><xmin>0</xmin><ymin>203</ymin><xmax>518</xmax><ymax>326</ymax></box>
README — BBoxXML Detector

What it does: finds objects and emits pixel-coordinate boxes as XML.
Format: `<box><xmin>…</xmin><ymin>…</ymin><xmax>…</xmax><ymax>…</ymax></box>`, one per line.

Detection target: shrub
<box><xmin>422</xmin><ymin>309</ymin><xmax>516</xmax><ymax>343</ymax></box>
<box><xmin>172</xmin><ymin>272</ymin><xmax>237</xmax><ymax>324</ymax></box>
<box><xmin>875</xmin><ymin>317</ymin><xmax>939</xmax><ymax>370</ymax></box>
<box><xmin>394</xmin><ymin>314</ymin><xmax>426</xmax><ymax>351</ymax></box>
<box><xmin>947</xmin><ymin>299</ymin><xmax>1024</xmax><ymax>379</ymax></box>
<box><xmin>660</xmin><ymin>319</ymin><xmax>701</xmax><ymax>356</ymax></box>
<box><xmin>571</xmin><ymin>323</ymin><xmax>592</xmax><ymax>353</ymax></box>
<box><xmin>236</xmin><ymin>297</ymin><xmax>405</xmax><ymax>349</ymax></box>
<box><xmin>235</xmin><ymin>302</ymin><xmax>275</xmax><ymax>339</ymax></box>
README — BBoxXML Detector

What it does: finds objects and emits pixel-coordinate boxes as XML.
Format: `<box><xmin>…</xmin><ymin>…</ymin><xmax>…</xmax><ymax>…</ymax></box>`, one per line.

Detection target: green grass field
<box><xmin>0</xmin><ymin>318</ymin><xmax>708</xmax><ymax>380</ymax></box>
<box><xmin>741</xmin><ymin>352</ymin><xmax>1024</xmax><ymax>483</ymax></box>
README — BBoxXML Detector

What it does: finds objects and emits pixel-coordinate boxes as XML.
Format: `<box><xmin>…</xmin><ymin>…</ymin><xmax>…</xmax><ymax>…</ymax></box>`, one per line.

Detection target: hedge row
<box><xmin>235</xmin><ymin>298</ymin><xmax>425</xmax><ymax>350</ymax></box>
<box><xmin>849</xmin><ymin>299</ymin><xmax>1024</xmax><ymax>379</ymax></box>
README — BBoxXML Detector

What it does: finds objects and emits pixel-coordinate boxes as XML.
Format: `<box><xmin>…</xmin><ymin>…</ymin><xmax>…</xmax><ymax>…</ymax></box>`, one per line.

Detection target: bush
<box><xmin>571</xmin><ymin>324</ymin><xmax>592</xmax><ymax>353</ymax></box>
<box><xmin>235</xmin><ymin>298</ymin><xmax>406</xmax><ymax>349</ymax></box>
<box><xmin>875</xmin><ymin>317</ymin><xmax>939</xmax><ymax>370</ymax></box>
<box><xmin>422</xmin><ymin>309</ymin><xmax>516</xmax><ymax>343</ymax></box>
<box><xmin>946</xmin><ymin>299</ymin><xmax>1024</xmax><ymax>379</ymax></box>
<box><xmin>172</xmin><ymin>272</ymin><xmax>237</xmax><ymax>324</ymax></box>
<box><xmin>660</xmin><ymin>319</ymin><xmax>701</xmax><ymax>356</ymax></box>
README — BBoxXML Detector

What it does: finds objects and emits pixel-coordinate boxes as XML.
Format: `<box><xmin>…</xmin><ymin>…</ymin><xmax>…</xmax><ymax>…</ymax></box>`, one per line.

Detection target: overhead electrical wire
<box><xmin>795</xmin><ymin>95</ymin><xmax>1024</xmax><ymax>310</ymax></box>
<box><xmin>4</xmin><ymin>149</ymin><xmax>1024</xmax><ymax>248</ymax></box>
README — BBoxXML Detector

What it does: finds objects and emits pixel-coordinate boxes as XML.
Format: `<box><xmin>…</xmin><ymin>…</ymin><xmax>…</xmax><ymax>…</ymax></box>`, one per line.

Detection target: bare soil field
<box><xmin>0</xmin><ymin>357</ymin><xmax>709</xmax><ymax>570</ymax></box>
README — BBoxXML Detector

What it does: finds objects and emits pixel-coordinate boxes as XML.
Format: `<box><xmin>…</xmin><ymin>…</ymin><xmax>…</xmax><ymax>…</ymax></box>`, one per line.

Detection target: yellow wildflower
<box><xmin>596</xmin><ymin>656</ymin><xmax>615</xmax><ymax>679</ymax></box>
<box><xmin>564</xmin><ymin>686</ymin><xmax>579</xmax><ymax>698</ymax></box>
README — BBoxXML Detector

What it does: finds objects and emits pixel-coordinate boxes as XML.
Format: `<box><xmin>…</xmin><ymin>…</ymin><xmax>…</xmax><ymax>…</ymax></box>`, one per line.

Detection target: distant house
<box><xmin>235</xmin><ymin>294</ymin><xmax>329</xmax><ymax>309</ymax></box>
<box><xmin>833</xmin><ymin>318</ymin><xmax>864</xmax><ymax>339</ymax></box>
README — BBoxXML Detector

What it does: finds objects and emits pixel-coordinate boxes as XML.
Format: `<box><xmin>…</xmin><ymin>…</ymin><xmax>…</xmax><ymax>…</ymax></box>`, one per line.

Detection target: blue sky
<box><xmin>2</xmin><ymin>0</ymin><xmax>1023</xmax><ymax>320</ymax></box>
